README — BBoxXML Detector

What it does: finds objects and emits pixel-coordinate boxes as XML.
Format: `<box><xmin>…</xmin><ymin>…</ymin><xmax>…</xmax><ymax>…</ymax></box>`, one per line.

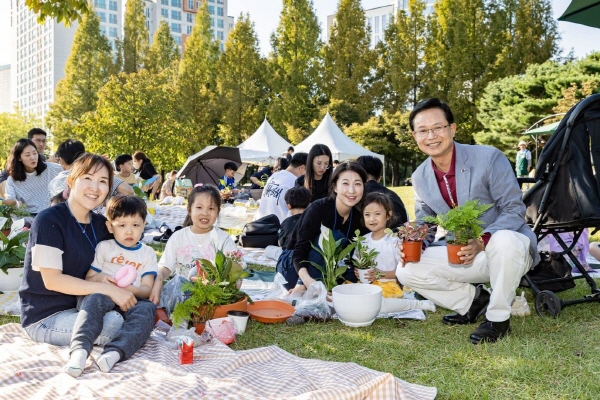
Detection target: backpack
<box><xmin>238</xmin><ymin>214</ymin><xmax>281</xmax><ymax>248</ymax></box>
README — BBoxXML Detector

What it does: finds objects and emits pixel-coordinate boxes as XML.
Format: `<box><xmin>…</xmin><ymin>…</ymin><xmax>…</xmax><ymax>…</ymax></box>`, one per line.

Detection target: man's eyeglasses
<box><xmin>414</xmin><ymin>124</ymin><xmax>451</xmax><ymax>138</ymax></box>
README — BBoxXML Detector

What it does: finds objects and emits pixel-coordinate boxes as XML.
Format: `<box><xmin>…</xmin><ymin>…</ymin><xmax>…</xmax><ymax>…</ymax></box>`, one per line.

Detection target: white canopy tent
<box><xmin>295</xmin><ymin>111</ymin><xmax>384</xmax><ymax>157</ymax></box>
<box><xmin>237</xmin><ymin>117</ymin><xmax>292</xmax><ymax>165</ymax></box>
<box><xmin>295</xmin><ymin>112</ymin><xmax>384</xmax><ymax>162</ymax></box>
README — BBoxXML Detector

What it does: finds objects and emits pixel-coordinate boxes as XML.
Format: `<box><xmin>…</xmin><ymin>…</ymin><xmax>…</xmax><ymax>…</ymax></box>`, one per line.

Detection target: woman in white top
<box><xmin>5</xmin><ymin>138</ymin><xmax>62</xmax><ymax>215</ymax></box>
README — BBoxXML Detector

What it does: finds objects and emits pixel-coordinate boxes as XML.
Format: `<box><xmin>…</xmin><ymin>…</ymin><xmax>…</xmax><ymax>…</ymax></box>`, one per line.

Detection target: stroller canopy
<box><xmin>524</xmin><ymin>94</ymin><xmax>600</xmax><ymax>229</ymax></box>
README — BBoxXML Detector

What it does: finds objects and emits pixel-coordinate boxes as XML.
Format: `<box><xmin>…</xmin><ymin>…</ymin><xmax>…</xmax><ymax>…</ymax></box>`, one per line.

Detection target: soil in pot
<box><xmin>447</xmin><ymin>244</ymin><xmax>464</xmax><ymax>265</ymax></box>
<box><xmin>403</xmin><ymin>241</ymin><xmax>423</xmax><ymax>263</ymax></box>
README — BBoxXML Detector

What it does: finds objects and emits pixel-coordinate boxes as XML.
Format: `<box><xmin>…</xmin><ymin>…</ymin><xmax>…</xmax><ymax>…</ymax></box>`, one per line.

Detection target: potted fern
<box><xmin>305</xmin><ymin>226</ymin><xmax>357</xmax><ymax>291</ymax></box>
<box><xmin>387</xmin><ymin>222</ymin><xmax>430</xmax><ymax>263</ymax></box>
<box><xmin>171</xmin><ymin>248</ymin><xmax>250</xmax><ymax>333</ymax></box>
<box><xmin>352</xmin><ymin>230</ymin><xmax>380</xmax><ymax>284</ymax></box>
<box><xmin>423</xmin><ymin>199</ymin><xmax>492</xmax><ymax>265</ymax></box>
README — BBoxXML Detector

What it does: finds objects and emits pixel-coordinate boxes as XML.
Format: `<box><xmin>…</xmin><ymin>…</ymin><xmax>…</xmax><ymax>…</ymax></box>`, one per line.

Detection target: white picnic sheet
<box><xmin>0</xmin><ymin>323</ymin><xmax>436</xmax><ymax>399</ymax></box>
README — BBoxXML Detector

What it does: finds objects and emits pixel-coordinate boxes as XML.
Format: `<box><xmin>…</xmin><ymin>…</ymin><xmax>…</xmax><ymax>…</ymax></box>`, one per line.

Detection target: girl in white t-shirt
<box><xmin>357</xmin><ymin>192</ymin><xmax>436</xmax><ymax>312</ymax></box>
<box><xmin>149</xmin><ymin>185</ymin><xmax>237</xmax><ymax>304</ymax></box>
<box><xmin>356</xmin><ymin>192</ymin><xmax>402</xmax><ymax>280</ymax></box>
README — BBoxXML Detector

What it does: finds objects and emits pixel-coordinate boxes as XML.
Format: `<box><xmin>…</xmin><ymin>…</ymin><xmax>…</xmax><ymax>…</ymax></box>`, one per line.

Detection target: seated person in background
<box><xmin>48</xmin><ymin>139</ymin><xmax>85</xmax><ymax>205</ymax></box>
<box><xmin>218</xmin><ymin>162</ymin><xmax>238</xmax><ymax>200</ymax></box>
<box><xmin>250</xmin><ymin>164</ymin><xmax>273</xmax><ymax>189</ymax></box>
<box><xmin>115</xmin><ymin>154</ymin><xmax>143</xmax><ymax>187</ymax></box>
<box><xmin>160</xmin><ymin>170</ymin><xmax>177</xmax><ymax>200</ymax></box>
<box><xmin>278</xmin><ymin>186</ymin><xmax>311</xmax><ymax>248</ymax></box>
<box><xmin>71</xmin><ymin>195</ymin><xmax>157</xmax><ymax>376</ymax></box>
<box><xmin>356</xmin><ymin>155</ymin><xmax>408</xmax><ymax>226</ymax></box>
<box><xmin>543</xmin><ymin>228</ymin><xmax>591</xmax><ymax>272</ymax></box>
<box><xmin>273</xmin><ymin>157</ymin><xmax>289</xmax><ymax>173</ymax></box>
<box><xmin>5</xmin><ymin>139</ymin><xmax>63</xmax><ymax>214</ymax></box>
<box><xmin>254</xmin><ymin>152</ymin><xmax>308</xmax><ymax>223</ymax></box>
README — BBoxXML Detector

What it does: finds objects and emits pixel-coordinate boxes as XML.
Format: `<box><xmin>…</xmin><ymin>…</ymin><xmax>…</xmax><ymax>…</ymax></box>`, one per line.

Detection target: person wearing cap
<box><xmin>516</xmin><ymin>141</ymin><xmax>532</xmax><ymax>188</ymax></box>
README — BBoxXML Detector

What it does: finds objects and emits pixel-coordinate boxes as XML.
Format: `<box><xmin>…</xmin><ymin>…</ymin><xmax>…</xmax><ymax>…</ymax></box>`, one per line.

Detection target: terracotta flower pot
<box><xmin>403</xmin><ymin>241</ymin><xmax>423</xmax><ymax>263</ymax></box>
<box><xmin>212</xmin><ymin>296</ymin><xmax>248</xmax><ymax>319</ymax></box>
<box><xmin>194</xmin><ymin>323</ymin><xmax>205</xmax><ymax>335</ymax></box>
<box><xmin>447</xmin><ymin>243</ymin><xmax>464</xmax><ymax>265</ymax></box>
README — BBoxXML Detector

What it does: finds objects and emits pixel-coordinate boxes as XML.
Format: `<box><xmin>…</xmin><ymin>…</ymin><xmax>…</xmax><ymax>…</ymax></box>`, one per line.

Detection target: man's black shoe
<box><xmin>469</xmin><ymin>318</ymin><xmax>511</xmax><ymax>344</ymax></box>
<box><xmin>442</xmin><ymin>286</ymin><xmax>490</xmax><ymax>325</ymax></box>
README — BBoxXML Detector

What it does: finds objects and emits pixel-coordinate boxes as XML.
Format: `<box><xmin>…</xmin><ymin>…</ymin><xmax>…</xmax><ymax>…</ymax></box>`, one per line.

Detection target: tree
<box><xmin>268</xmin><ymin>0</ymin><xmax>323</xmax><ymax>142</ymax></box>
<box><xmin>0</xmin><ymin>110</ymin><xmax>42</xmax><ymax>166</ymax></box>
<box><xmin>177</xmin><ymin>2</ymin><xmax>221</xmax><ymax>151</ymax></box>
<box><xmin>145</xmin><ymin>21</ymin><xmax>180</xmax><ymax>75</ymax></box>
<box><xmin>25</xmin><ymin>0</ymin><xmax>89</xmax><ymax>25</ymax></box>
<box><xmin>322</xmin><ymin>0</ymin><xmax>375</xmax><ymax>125</ymax></box>
<box><xmin>422</xmin><ymin>0</ymin><xmax>560</xmax><ymax>143</ymax></box>
<box><xmin>122</xmin><ymin>0</ymin><xmax>149</xmax><ymax>74</ymax></box>
<box><xmin>476</xmin><ymin>53</ymin><xmax>600</xmax><ymax>158</ymax></box>
<box><xmin>216</xmin><ymin>14</ymin><xmax>267</xmax><ymax>146</ymax></box>
<box><xmin>493</xmin><ymin>0</ymin><xmax>559</xmax><ymax>77</ymax></box>
<box><xmin>377</xmin><ymin>0</ymin><xmax>430</xmax><ymax>113</ymax></box>
<box><xmin>45</xmin><ymin>11</ymin><xmax>113</xmax><ymax>143</ymax></box>
<box><xmin>78</xmin><ymin>70</ymin><xmax>187</xmax><ymax>171</ymax></box>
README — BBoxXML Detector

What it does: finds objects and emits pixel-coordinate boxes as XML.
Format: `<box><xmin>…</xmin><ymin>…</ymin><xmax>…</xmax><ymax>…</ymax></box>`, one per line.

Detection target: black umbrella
<box><xmin>177</xmin><ymin>146</ymin><xmax>247</xmax><ymax>186</ymax></box>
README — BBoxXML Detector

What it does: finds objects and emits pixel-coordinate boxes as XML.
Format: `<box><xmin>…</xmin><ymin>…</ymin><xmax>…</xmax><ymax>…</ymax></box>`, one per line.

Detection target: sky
<box><xmin>0</xmin><ymin>0</ymin><xmax>597</xmax><ymax>66</ymax></box>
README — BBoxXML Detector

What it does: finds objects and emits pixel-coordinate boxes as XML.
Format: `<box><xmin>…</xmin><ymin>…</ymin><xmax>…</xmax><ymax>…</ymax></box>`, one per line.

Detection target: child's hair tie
<box><xmin>194</xmin><ymin>183</ymin><xmax>203</xmax><ymax>188</ymax></box>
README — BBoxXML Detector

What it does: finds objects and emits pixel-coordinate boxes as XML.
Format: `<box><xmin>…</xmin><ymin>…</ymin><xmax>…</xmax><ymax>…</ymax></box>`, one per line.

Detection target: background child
<box><xmin>160</xmin><ymin>170</ymin><xmax>178</xmax><ymax>199</ymax></box>
<box><xmin>149</xmin><ymin>185</ymin><xmax>237</xmax><ymax>305</ymax></box>
<box><xmin>114</xmin><ymin>154</ymin><xmax>142</xmax><ymax>187</ymax></box>
<box><xmin>278</xmin><ymin>186</ymin><xmax>311</xmax><ymax>248</ymax></box>
<box><xmin>65</xmin><ymin>195</ymin><xmax>157</xmax><ymax>377</ymax></box>
<box><xmin>356</xmin><ymin>192</ymin><xmax>435</xmax><ymax>312</ymax></box>
<box><xmin>219</xmin><ymin>162</ymin><xmax>237</xmax><ymax>191</ymax></box>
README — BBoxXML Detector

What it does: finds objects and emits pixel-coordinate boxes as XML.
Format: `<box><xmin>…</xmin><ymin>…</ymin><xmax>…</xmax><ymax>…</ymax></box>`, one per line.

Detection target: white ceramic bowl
<box><xmin>332</xmin><ymin>284</ymin><xmax>382</xmax><ymax>327</ymax></box>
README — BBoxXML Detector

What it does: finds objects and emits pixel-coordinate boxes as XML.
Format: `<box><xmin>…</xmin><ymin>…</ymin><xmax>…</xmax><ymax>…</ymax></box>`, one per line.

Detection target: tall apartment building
<box><xmin>144</xmin><ymin>0</ymin><xmax>232</xmax><ymax>51</ymax></box>
<box><xmin>9</xmin><ymin>0</ymin><xmax>232</xmax><ymax>118</ymax></box>
<box><xmin>0</xmin><ymin>65</ymin><xmax>11</xmax><ymax>113</ymax></box>
<box><xmin>327</xmin><ymin>0</ymin><xmax>436</xmax><ymax>49</ymax></box>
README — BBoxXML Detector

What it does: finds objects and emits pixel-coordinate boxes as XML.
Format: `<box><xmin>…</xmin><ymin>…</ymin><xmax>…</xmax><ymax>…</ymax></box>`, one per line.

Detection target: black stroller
<box><xmin>521</xmin><ymin>93</ymin><xmax>600</xmax><ymax>317</ymax></box>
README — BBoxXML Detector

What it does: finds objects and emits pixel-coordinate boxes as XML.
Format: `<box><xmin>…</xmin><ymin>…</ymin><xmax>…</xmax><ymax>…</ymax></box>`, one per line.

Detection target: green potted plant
<box><xmin>171</xmin><ymin>248</ymin><xmax>250</xmax><ymax>333</ymax></box>
<box><xmin>386</xmin><ymin>222</ymin><xmax>430</xmax><ymax>263</ymax></box>
<box><xmin>305</xmin><ymin>226</ymin><xmax>358</xmax><ymax>291</ymax></box>
<box><xmin>423</xmin><ymin>199</ymin><xmax>492</xmax><ymax>265</ymax></box>
<box><xmin>351</xmin><ymin>230</ymin><xmax>379</xmax><ymax>284</ymax></box>
<box><xmin>0</xmin><ymin>229</ymin><xmax>29</xmax><ymax>292</ymax></box>
<box><xmin>0</xmin><ymin>204</ymin><xmax>30</xmax><ymax>236</ymax></box>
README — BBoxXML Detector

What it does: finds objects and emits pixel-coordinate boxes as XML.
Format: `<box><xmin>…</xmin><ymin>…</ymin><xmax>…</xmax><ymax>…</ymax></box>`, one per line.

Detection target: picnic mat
<box><xmin>0</xmin><ymin>323</ymin><xmax>437</xmax><ymax>399</ymax></box>
<box><xmin>241</xmin><ymin>248</ymin><xmax>278</xmax><ymax>268</ymax></box>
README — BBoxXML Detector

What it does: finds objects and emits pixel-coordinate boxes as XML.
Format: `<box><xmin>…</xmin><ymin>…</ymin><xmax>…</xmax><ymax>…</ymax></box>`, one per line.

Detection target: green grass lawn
<box><xmin>3</xmin><ymin>188</ymin><xmax>600</xmax><ymax>398</ymax></box>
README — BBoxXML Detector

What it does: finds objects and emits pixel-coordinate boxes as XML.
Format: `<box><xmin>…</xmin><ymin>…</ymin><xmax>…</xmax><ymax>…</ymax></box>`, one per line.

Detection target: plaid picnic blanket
<box><xmin>0</xmin><ymin>323</ymin><xmax>436</xmax><ymax>399</ymax></box>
